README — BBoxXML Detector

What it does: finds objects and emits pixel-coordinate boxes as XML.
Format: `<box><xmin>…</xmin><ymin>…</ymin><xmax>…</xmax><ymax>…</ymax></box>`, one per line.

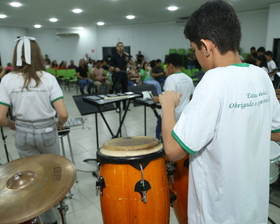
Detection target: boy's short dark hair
<box><xmin>165</xmin><ymin>53</ymin><xmax>182</xmax><ymax>68</ymax></box>
<box><xmin>264</xmin><ymin>51</ymin><xmax>273</xmax><ymax>57</ymax></box>
<box><xmin>257</xmin><ymin>47</ymin><xmax>265</xmax><ymax>53</ymax></box>
<box><xmin>184</xmin><ymin>0</ymin><xmax>241</xmax><ymax>55</ymax></box>
<box><xmin>250</xmin><ymin>47</ymin><xmax>256</xmax><ymax>51</ymax></box>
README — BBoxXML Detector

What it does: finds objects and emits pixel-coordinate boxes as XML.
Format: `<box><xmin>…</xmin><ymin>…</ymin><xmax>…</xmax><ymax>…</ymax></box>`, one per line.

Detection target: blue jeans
<box><xmin>143</xmin><ymin>80</ymin><xmax>162</xmax><ymax>95</ymax></box>
<box><xmin>188</xmin><ymin>65</ymin><xmax>196</xmax><ymax>69</ymax></box>
<box><xmin>15</xmin><ymin>117</ymin><xmax>60</xmax><ymax>224</ymax></box>
<box><xmin>79</xmin><ymin>78</ymin><xmax>93</xmax><ymax>93</ymax></box>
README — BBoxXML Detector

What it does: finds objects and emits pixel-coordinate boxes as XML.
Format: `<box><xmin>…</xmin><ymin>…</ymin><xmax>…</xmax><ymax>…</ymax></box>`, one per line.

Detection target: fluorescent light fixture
<box><xmin>77</xmin><ymin>27</ymin><xmax>84</xmax><ymax>30</ymax></box>
<box><xmin>168</xmin><ymin>6</ymin><xmax>178</xmax><ymax>11</ymax></box>
<box><xmin>126</xmin><ymin>15</ymin><xmax>135</xmax><ymax>20</ymax></box>
<box><xmin>72</xmin><ymin>9</ymin><xmax>82</xmax><ymax>13</ymax></box>
<box><xmin>34</xmin><ymin>24</ymin><xmax>41</xmax><ymax>28</ymax></box>
<box><xmin>10</xmin><ymin>2</ymin><xmax>22</xmax><ymax>7</ymax></box>
<box><xmin>0</xmin><ymin>14</ymin><xmax>7</xmax><ymax>18</ymax></box>
<box><xmin>97</xmin><ymin>22</ymin><xmax>104</xmax><ymax>26</ymax></box>
<box><xmin>49</xmin><ymin>18</ymin><xmax>58</xmax><ymax>22</ymax></box>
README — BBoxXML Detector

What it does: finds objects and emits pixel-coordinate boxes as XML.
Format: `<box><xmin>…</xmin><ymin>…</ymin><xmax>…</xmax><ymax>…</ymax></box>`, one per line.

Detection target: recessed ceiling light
<box><xmin>77</xmin><ymin>27</ymin><xmax>84</xmax><ymax>30</ymax></box>
<box><xmin>168</xmin><ymin>6</ymin><xmax>178</xmax><ymax>11</ymax></box>
<box><xmin>97</xmin><ymin>22</ymin><xmax>104</xmax><ymax>26</ymax></box>
<box><xmin>72</xmin><ymin>9</ymin><xmax>82</xmax><ymax>13</ymax></box>
<box><xmin>0</xmin><ymin>14</ymin><xmax>7</xmax><ymax>19</ymax></box>
<box><xmin>49</xmin><ymin>18</ymin><xmax>58</xmax><ymax>22</ymax></box>
<box><xmin>34</xmin><ymin>24</ymin><xmax>41</xmax><ymax>28</ymax></box>
<box><xmin>10</xmin><ymin>2</ymin><xmax>22</xmax><ymax>7</ymax></box>
<box><xmin>126</xmin><ymin>15</ymin><xmax>135</xmax><ymax>20</ymax></box>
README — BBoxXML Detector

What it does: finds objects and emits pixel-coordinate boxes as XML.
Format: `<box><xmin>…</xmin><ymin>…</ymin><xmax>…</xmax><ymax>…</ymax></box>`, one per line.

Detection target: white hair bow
<box><xmin>14</xmin><ymin>36</ymin><xmax>36</xmax><ymax>66</ymax></box>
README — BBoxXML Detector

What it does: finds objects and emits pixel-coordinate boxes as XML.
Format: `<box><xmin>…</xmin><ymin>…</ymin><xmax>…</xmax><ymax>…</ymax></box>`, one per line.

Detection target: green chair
<box><xmin>169</xmin><ymin>49</ymin><xmax>177</xmax><ymax>54</ymax></box>
<box><xmin>182</xmin><ymin>67</ymin><xmax>192</xmax><ymax>77</ymax></box>
<box><xmin>46</xmin><ymin>68</ymin><xmax>56</xmax><ymax>76</ymax></box>
<box><xmin>66</xmin><ymin>69</ymin><xmax>78</xmax><ymax>91</ymax></box>
<box><xmin>56</xmin><ymin>69</ymin><xmax>67</xmax><ymax>86</ymax></box>
<box><xmin>242</xmin><ymin>53</ymin><xmax>251</xmax><ymax>60</ymax></box>
<box><xmin>191</xmin><ymin>68</ymin><xmax>199</xmax><ymax>82</ymax></box>
<box><xmin>178</xmin><ymin>49</ymin><xmax>185</xmax><ymax>55</ymax></box>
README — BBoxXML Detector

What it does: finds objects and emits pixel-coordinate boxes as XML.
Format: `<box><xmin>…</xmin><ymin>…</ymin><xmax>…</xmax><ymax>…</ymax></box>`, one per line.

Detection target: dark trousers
<box><xmin>112</xmin><ymin>74</ymin><xmax>128</xmax><ymax>109</ymax></box>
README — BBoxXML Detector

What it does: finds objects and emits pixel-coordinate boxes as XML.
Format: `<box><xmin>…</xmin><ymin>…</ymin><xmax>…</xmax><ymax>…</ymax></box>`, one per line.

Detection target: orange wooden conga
<box><xmin>96</xmin><ymin>136</ymin><xmax>170</xmax><ymax>224</ymax></box>
<box><xmin>167</xmin><ymin>154</ymin><xmax>189</xmax><ymax>224</ymax></box>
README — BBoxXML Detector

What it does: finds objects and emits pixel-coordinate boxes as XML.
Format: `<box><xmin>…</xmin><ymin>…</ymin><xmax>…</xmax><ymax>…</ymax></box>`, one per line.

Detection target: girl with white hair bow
<box><xmin>0</xmin><ymin>36</ymin><xmax>68</xmax><ymax>224</ymax></box>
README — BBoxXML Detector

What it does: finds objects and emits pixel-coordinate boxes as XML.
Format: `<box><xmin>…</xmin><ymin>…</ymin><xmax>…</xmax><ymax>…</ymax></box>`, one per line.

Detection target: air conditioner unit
<box><xmin>56</xmin><ymin>31</ymin><xmax>79</xmax><ymax>36</ymax></box>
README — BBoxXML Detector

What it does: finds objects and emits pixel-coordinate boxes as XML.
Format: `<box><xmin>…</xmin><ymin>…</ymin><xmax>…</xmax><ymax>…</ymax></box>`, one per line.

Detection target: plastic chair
<box><xmin>182</xmin><ymin>67</ymin><xmax>192</xmax><ymax>77</ymax></box>
<box><xmin>169</xmin><ymin>49</ymin><xmax>177</xmax><ymax>54</ymax></box>
<box><xmin>177</xmin><ymin>49</ymin><xmax>185</xmax><ymax>55</ymax></box>
<box><xmin>66</xmin><ymin>69</ymin><xmax>78</xmax><ymax>90</ymax></box>
<box><xmin>56</xmin><ymin>69</ymin><xmax>67</xmax><ymax>86</ymax></box>
<box><xmin>242</xmin><ymin>53</ymin><xmax>251</xmax><ymax>60</ymax></box>
<box><xmin>46</xmin><ymin>68</ymin><xmax>56</xmax><ymax>76</ymax></box>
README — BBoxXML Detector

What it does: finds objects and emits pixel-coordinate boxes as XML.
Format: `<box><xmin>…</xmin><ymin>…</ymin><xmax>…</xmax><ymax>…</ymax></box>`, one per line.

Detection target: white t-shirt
<box><xmin>172</xmin><ymin>64</ymin><xmax>280</xmax><ymax>224</ymax></box>
<box><xmin>0</xmin><ymin>71</ymin><xmax>63</xmax><ymax>120</ymax></box>
<box><xmin>163</xmin><ymin>72</ymin><xmax>194</xmax><ymax>121</ymax></box>
<box><xmin>267</xmin><ymin>60</ymin><xmax>277</xmax><ymax>81</ymax></box>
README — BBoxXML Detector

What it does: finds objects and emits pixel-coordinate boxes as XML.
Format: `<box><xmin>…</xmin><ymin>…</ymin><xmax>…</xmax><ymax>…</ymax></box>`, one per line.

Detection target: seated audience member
<box><xmin>150</xmin><ymin>60</ymin><xmax>156</xmax><ymax>69</ymax></box>
<box><xmin>45</xmin><ymin>61</ymin><xmax>50</xmax><ymax>69</ymax></box>
<box><xmin>257</xmin><ymin>46</ymin><xmax>266</xmax><ymax>56</ymax></box>
<box><xmin>51</xmin><ymin>60</ymin><xmax>58</xmax><ymax>69</ymax></box>
<box><xmin>58</xmin><ymin>61</ymin><xmax>67</xmax><ymax>69</ymax></box>
<box><xmin>77</xmin><ymin>59</ymin><xmax>93</xmax><ymax>94</ymax></box>
<box><xmin>187</xmin><ymin>49</ymin><xmax>197</xmax><ymax>69</ymax></box>
<box><xmin>136</xmin><ymin>51</ymin><xmax>144</xmax><ymax>65</ymax></box>
<box><xmin>140</xmin><ymin>62</ymin><xmax>162</xmax><ymax>95</ymax></box>
<box><xmin>256</xmin><ymin>55</ymin><xmax>268</xmax><ymax>73</ymax></box>
<box><xmin>152</xmin><ymin>59</ymin><xmax>166</xmax><ymax>83</ymax></box>
<box><xmin>127</xmin><ymin>65</ymin><xmax>141</xmax><ymax>86</ymax></box>
<box><xmin>88</xmin><ymin>59</ymin><xmax>93</xmax><ymax>69</ymax></box>
<box><xmin>6</xmin><ymin>63</ymin><xmax>12</xmax><ymax>71</ymax></box>
<box><xmin>249</xmin><ymin>46</ymin><xmax>258</xmax><ymax>59</ymax></box>
<box><xmin>101</xmin><ymin>60</ymin><xmax>109</xmax><ymax>71</ymax></box>
<box><xmin>68</xmin><ymin>60</ymin><xmax>77</xmax><ymax>69</ymax></box>
<box><xmin>91</xmin><ymin>60</ymin><xmax>111</xmax><ymax>93</ymax></box>
<box><xmin>264</xmin><ymin>51</ymin><xmax>279</xmax><ymax>88</ymax></box>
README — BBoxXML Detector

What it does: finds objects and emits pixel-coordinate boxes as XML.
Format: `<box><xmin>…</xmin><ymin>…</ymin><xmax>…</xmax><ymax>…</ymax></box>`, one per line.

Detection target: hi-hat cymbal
<box><xmin>0</xmin><ymin>154</ymin><xmax>76</xmax><ymax>224</ymax></box>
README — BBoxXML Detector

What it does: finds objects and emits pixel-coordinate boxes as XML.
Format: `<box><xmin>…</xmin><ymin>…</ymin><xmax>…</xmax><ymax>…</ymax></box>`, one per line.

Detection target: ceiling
<box><xmin>0</xmin><ymin>0</ymin><xmax>279</xmax><ymax>30</ymax></box>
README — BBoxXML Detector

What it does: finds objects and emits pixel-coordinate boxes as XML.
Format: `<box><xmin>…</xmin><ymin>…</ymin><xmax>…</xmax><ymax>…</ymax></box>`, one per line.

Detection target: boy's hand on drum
<box><xmin>159</xmin><ymin>91</ymin><xmax>182</xmax><ymax>108</ymax></box>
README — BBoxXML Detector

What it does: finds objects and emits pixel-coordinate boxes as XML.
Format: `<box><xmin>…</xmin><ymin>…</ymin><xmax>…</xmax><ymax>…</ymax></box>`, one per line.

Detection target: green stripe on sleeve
<box><xmin>0</xmin><ymin>102</ymin><xmax>11</xmax><ymax>107</ymax></box>
<box><xmin>51</xmin><ymin>96</ymin><xmax>64</xmax><ymax>103</ymax></box>
<box><xmin>272</xmin><ymin>129</ymin><xmax>280</xmax><ymax>133</ymax></box>
<box><xmin>171</xmin><ymin>130</ymin><xmax>196</xmax><ymax>154</ymax></box>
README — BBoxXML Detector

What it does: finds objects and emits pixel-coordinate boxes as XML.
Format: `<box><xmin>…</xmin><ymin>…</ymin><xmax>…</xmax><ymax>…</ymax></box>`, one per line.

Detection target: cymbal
<box><xmin>0</xmin><ymin>154</ymin><xmax>76</xmax><ymax>224</ymax></box>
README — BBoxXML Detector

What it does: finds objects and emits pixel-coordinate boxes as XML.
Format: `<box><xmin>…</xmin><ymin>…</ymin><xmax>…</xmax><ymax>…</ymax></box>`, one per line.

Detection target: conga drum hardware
<box><xmin>134</xmin><ymin>164</ymin><xmax>151</xmax><ymax>203</ymax></box>
<box><xmin>166</xmin><ymin>160</ymin><xmax>177</xmax><ymax>184</ymax></box>
<box><xmin>96</xmin><ymin>176</ymin><xmax>105</xmax><ymax>196</ymax></box>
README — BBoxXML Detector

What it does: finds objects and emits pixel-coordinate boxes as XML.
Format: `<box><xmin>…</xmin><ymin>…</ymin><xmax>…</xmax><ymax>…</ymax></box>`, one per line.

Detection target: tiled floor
<box><xmin>1</xmin><ymin>87</ymin><xmax>280</xmax><ymax>224</ymax></box>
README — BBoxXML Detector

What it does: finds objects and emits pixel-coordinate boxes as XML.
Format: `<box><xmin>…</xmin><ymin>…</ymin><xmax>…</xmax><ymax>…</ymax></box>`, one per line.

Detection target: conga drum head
<box><xmin>98</xmin><ymin>136</ymin><xmax>164</xmax><ymax>169</ymax></box>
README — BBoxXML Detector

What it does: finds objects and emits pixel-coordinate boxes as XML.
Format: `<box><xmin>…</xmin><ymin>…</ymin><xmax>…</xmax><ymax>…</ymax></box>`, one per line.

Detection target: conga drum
<box><xmin>167</xmin><ymin>154</ymin><xmax>189</xmax><ymax>224</ymax></box>
<box><xmin>96</xmin><ymin>136</ymin><xmax>170</xmax><ymax>224</ymax></box>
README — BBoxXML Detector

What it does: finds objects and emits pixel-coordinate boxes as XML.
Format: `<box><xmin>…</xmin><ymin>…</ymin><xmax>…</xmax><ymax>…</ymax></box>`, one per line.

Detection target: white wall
<box><xmin>96</xmin><ymin>22</ymin><xmax>190</xmax><ymax>62</ymax></box>
<box><xmin>0</xmin><ymin>27</ymin><xmax>27</xmax><ymax>66</ymax></box>
<box><xmin>266</xmin><ymin>2</ymin><xmax>280</xmax><ymax>51</ymax></box>
<box><xmin>238</xmin><ymin>9</ymin><xmax>268</xmax><ymax>53</ymax></box>
<box><xmin>27</xmin><ymin>27</ymin><xmax>98</xmax><ymax>66</ymax></box>
<box><xmin>0</xmin><ymin>8</ymin><xmax>273</xmax><ymax>66</ymax></box>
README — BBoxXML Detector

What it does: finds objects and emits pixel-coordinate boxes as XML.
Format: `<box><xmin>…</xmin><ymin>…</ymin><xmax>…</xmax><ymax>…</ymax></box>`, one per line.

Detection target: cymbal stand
<box><xmin>57</xmin><ymin>199</ymin><xmax>68</xmax><ymax>224</ymax></box>
<box><xmin>1</xmin><ymin>126</ymin><xmax>10</xmax><ymax>163</ymax></box>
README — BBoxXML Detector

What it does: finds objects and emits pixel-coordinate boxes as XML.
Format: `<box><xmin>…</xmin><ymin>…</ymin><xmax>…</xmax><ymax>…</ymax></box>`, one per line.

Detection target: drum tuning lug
<box><xmin>96</xmin><ymin>176</ymin><xmax>105</xmax><ymax>196</ymax></box>
<box><xmin>134</xmin><ymin>179</ymin><xmax>151</xmax><ymax>203</ymax></box>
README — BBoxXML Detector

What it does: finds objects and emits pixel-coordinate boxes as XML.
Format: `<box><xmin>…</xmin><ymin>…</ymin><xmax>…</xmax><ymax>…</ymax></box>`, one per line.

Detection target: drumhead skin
<box><xmin>270</xmin><ymin>141</ymin><xmax>280</xmax><ymax>161</ymax></box>
<box><xmin>100</xmin><ymin>136</ymin><xmax>162</xmax><ymax>157</ymax></box>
